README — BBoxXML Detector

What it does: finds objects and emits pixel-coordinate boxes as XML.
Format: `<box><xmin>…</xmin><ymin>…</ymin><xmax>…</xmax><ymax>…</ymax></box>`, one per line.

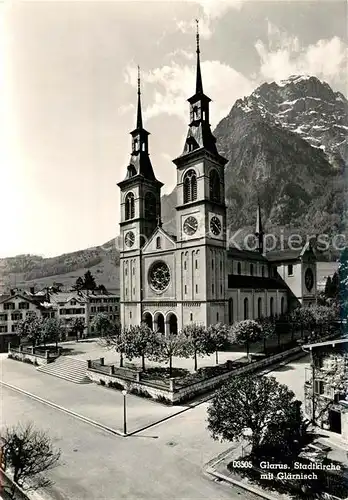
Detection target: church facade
<box><xmin>118</xmin><ymin>32</ymin><xmax>317</xmax><ymax>335</ymax></box>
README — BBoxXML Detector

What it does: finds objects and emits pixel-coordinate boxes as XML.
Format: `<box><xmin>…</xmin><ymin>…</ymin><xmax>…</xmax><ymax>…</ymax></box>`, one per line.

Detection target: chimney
<box><xmin>10</xmin><ymin>289</ymin><xmax>15</xmax><ymax>296</ymax></box>
<box><xmin>30</xmin><ymin>287</ymin><xmax>35</xmax><ymax>294</ymax></box>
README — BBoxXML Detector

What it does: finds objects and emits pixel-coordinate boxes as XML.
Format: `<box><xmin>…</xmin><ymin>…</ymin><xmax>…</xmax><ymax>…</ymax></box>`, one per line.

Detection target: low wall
<box><xmin>8</xmin><ymin>345</ymin><xmax>60</xmax><ymax>366</ymax></box>
<box><xmin>87</xmin><ymin>344</ymin><xmax>305</xmax><ymax>404</ymax></box>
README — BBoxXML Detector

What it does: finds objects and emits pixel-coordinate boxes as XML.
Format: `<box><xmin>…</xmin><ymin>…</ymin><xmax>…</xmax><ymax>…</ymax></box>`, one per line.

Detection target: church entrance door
<box><xmin>168</xmin><ymin>314</ymin><xmax>178</xmax><ymax>335</ymax></box>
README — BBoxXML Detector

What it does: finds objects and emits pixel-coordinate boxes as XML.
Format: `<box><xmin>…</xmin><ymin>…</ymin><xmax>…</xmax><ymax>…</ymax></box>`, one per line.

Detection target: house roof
<box><xmin>50</xmin><ymin>292</ymin><xmax>86</xmax><ymax>305</ymax></box>
<box><xmin>228</xmin><ymin>275</ymin><xmax>288</xmax><ymax>290</ymax></box>
<box><xmin>0</xmin><ymin>293</ymin><xmax>39</xmax><ymax>306</ymax></box>
<box><xmin>303</xmin><ymin>338</ymin><xmax>348</xmax><ymax>350</ymax></box>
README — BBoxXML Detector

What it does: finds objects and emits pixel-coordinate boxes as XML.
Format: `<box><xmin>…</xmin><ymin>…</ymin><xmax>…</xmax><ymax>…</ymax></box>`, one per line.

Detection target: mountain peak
<box><xmin>230</xmin><ymin>75</ymin><xmax>348</xmax><ymax>171</ymax></box>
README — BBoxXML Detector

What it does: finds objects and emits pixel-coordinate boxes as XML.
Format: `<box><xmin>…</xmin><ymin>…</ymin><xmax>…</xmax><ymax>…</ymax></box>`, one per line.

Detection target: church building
<box><xmin>118</xmin><ymin>28</ymin><xmax>317</xmax><ymax>335</ymax></box>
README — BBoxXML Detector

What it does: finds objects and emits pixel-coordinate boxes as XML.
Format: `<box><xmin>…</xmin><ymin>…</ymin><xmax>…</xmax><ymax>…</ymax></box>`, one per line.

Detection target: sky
<box><xmin>0</xmin><ymin>0</ymin><xmax>347</xmax><ymax>258</ymax></box>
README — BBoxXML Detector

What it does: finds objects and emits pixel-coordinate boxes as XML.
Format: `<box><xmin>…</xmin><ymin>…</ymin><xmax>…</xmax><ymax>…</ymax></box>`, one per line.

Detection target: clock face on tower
<box><xmin>183</xmin><ymin>216</ymin><xmax>198</xmax><ymax>236</ymax></box>
<box><xmin>305</xmin><ymin>268</ymin><xmax>314</xmax><ymax>292</ymax></box>
<box><xmin>210</xmin><ymin>216</ymin><xmax>222</xmax><ymax>236</ymax></box>
<box><xmin>124</xmin><ymin>231</ymin><xmax>135</xmax><ymax>248</ymax></box>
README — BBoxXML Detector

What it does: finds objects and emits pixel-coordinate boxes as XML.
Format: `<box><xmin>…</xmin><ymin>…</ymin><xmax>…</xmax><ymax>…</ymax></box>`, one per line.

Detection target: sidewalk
<box><xmin>0</xmin><ymin>357</ymin><xmax>186</xmax><ymax>435</ymax></box>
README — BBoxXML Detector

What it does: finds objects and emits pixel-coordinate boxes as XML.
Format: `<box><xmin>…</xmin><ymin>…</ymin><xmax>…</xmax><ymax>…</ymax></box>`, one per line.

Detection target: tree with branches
<box><xmin>131</xmin><ymin>323</ymin><xmax>160</xmax><ymax>371</ymax></box>
<box><xmin>150</xmin><ymin>332</ymin><xmax>189</xmax><ymax>376</ymax></box>
<box><xmin>1</xmin><ymin>422</ymin><xmax>61</xmax><ymax>497</ymax></box>
<box><xmin>15</xmin><ymin>314</ymin><xmax>43</xmax><ymax>347</ymax></box>
<box><xmin>90</xmin><ymin>313</ymin><xmax>112</xmax><ymax>337</ymax></box>
<box><xmin>206</xmin><ymin>323</ymin><xmax>229</xmax><ymax>364</ymax></box>
<box><xmin>181</xmin><ymin>323</ymin><xmax>215</xmax><ymax>371</ymax></box>
<box><xmin>41</xmin><ymin>318</ymin><xmax>64</xmax><ymax>348</ymax></box>
<box><xmin>231</xmin><ymin>320</ymin><xmax>262</xmax><ymax>362</ymax></box>
<box><xmin>258</xmin><ymin>317</ymin><xmax>276</xmax><ymax>353</ymax></box>
<box><xmin>98</xmin><ymin>320</ymin><xmax>127</xmax><ymax>367</ymax></box>
<box><xmin>69</xmin><ymin>317</ymin><xmax>85</xmax><ymax>341</ymax></box>
<box><xmin>207</xmin><ymin>375</ymin><xmax>306</xmax><ymax>458</ymax></box>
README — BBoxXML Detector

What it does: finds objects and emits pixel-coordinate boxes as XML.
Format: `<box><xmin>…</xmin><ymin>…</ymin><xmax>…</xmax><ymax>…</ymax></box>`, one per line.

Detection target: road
<box><xmin>1</xmin><ymin>386</ymin><xmax>258</xmax><ymax>500</ymax></box>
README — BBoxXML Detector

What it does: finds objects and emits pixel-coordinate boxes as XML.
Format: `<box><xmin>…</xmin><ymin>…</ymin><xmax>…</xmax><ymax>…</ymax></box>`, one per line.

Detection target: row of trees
<box><xmin>15</xmin><ymin>315</ymin><xmax>86</xmax><ymax>348</ymax></box>
<box><xmin>98</xmin><ymin>303</ymin><xmax>336</xmax><ymax>373</ymax></box>
<box><xmin>100</xmin><ymin>322</ymin><xmax>230</xmax><ymax>374</ymax></box>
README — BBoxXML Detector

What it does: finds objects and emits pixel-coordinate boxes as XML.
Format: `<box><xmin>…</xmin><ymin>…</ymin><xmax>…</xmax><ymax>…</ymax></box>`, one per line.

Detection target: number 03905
<box><xmin>232</xmin><ymin>461</ymin><xmax>253</xmax><ymax>468</ymax></box>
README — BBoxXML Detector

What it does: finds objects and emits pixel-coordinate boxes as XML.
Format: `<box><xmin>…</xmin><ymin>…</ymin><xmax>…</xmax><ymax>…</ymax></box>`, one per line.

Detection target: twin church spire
<box><xmin>136</xmin><ymin>66</ymin><xmax>143</xmax><ymax>130</ymax></box>
<box><xmin>195</xmin><ymin>19</ymin><xmax>203</xmax><ymax>95</ymax></box>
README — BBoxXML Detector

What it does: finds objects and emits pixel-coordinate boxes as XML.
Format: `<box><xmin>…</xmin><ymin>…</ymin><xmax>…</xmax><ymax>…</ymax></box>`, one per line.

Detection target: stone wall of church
<box><xmin>277</xmin><ymin>261</ymin><xmax>302</xmax><ymax>299</ymax></box>
<box><xmin>226</xmin><ymin>289</ymin><xmax>288</xmax><ymax>323</ymax></box>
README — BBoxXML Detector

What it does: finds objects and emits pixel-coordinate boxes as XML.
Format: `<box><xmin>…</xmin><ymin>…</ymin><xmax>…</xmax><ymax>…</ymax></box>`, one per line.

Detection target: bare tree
<box><xmin>1</xmin><ymin>422</ymin><xmax>61</xmax><ymax>497</ymax></box>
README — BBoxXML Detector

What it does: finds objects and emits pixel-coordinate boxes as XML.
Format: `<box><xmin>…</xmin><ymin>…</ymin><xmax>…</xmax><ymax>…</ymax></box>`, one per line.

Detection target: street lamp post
<box><xmin>122</xmin><ymin>390</ymin><xmax>127</xmax><ymax>435</ymax></box>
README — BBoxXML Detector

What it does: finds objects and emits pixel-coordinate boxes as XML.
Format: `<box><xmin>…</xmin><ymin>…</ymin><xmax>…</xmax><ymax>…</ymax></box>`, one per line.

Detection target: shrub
<box><xmin>155</xmin><ymin>395</ymin><xmax>172</xmax><ymax>405</ymax></box>
<box><xmin>129</xmin><ymin>387</ymin><xmax>152</xmax><ymax>399</ymax></box>
<box><xmin>107</xmin><ymin>381</ymin><xmax>124</xmax><ymax>391</ymax></box>
<box><xmin>99</xmin><ymin>379</ymin><xmax>105</xmax><ymax>386</ymax></box>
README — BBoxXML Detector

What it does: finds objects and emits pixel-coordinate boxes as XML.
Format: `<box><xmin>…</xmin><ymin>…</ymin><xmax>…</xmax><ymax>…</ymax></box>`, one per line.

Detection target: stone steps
<box><xmin>37</xmin><ymin>356</ymin><xmax>92</xmax><ymax>384</ymax></box>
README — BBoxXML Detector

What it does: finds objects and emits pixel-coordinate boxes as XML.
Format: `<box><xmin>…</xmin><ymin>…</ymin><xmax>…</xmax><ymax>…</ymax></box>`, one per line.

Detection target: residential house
<box><xmin>303</xmin><ymin>338</ymin><xmax>348</xmax><ymax>442</ymax></box>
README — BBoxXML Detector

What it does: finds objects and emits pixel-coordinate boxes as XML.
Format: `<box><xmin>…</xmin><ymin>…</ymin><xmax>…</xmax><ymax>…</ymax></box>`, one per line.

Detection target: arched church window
<box><xmin>270</xmin><ymin>297</ymin><xmax>274</xmax><ymax>317</ymax></box>
<box><xmin>144</xmin><ymin>192</ymin><xmax>156</xmax><ymax>220</ymax></box>
<box><xmin>156</xmin><ymin>237</ymin><xmax>161</xmax><ymax>249</ymax></box>
<box><xmin>125</xmin><ymin>192</ymin><xmax>135</xmax><ymax>220</ymax></box>
<box><xmin>237</xmin><ymin>262</ymin><xmax>242</xmax><ymax>275</ymax></box>
<box><xmin>258</xmin><ymin>297</ymin><xmax>262</xmax><ymax>318</ymax></box>
<box><xmin>244</xmin><ymin>297</ymin><xmax>249</xmax><ymax>320</ymax></box>
<box><xmin>250</xmin><ymin>264</ymin><xmax>254</xmax><ymax>276</ymax></box>
<box><xmin>281</xmin><ymin>297</ymin><xmax>285</xmax><ymax>315</ymax></box>
<box><xmin>183</xmin><ymin>170</ymin><xmax>197</xmax><ymax>203</ymax></box>
<box><xmin>228</xmin><ymin>298</ymin><xmax>233</xmax><ymax>324</ymax></box>
<box><xmin>209</xmin><ymin>169</ymin><xmax>220</xmax><ymax>203</ymax></box>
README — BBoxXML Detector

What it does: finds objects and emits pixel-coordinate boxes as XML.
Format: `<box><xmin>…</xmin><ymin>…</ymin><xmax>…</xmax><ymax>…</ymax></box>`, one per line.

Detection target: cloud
<box><xmin>176</xmin><ymin>17</ymin><xmax>213</xmax><ymax>39</ymax></box>
<box><xmin>190</xmin><ymin>0</ymin><xmax>243</xmax><ymax>19</ymax></box>
<box><xmin>255</xmin><ymin>21</ymin><xmax>348</xmax><ymax>86</ymax></box>
<box><xmin>176</xmin><ymin>0</ymin><xmax>244</xmax><ymax>39</ymax></box>
<box><xmin>124</xmin><ymin>59</ymin><xmax>253</xmax><ymax>127</ymax></box>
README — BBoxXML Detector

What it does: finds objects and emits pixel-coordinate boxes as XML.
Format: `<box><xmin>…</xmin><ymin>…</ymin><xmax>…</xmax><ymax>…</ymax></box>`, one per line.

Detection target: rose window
<box><xmin>149</xmin><ymin>262</ymin><xmax>171</xmax><ymax>292</ymax></box>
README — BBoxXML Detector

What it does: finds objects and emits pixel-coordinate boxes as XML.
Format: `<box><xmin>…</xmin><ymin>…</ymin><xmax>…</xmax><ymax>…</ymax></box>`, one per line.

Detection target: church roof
<box><xmin>227</xmin><ymin>275</ymin><xmax>288</xmax><ymax>290</ymax></box>
<box><xmin>266</xmin><ymin>249</ymin><xmax>303</xmax><ymax>261</ymax></box>
<box><xmin>227</xmin><ymin>247</ymin><xmax>269</xmax><ymax>262</ymax></box>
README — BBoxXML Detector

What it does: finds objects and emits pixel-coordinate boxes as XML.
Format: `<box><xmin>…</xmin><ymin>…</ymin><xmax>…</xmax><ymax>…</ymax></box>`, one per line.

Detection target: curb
<box><xmin>0</xmin><ymin>380</ymin><xmax>124</xmax><ymax>437</ymax></box>
<box><xmin>205</xmin><ymin>467</ymin><xmax>281</xmax><ymax>500</ymax></box>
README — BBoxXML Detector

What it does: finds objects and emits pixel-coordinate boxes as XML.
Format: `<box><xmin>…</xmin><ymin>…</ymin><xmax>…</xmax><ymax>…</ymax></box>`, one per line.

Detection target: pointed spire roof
<box><xmin>195</xmin><ymin>19</ymin><xmax>203</xmax><ymax>94</ymax></box>
<box><xmin>255</xmin><ymin>201</ymin><xmax>263</xmax><ymax>236</ymax></box>
<box><xmin>118</xmin><ymin>67</ymin><xmax>163</xmax><ymax>187</ymax></box>
<box><xmin>136</xmin><ymin>65</ymin><xmax>143</xmax><ymax>129</ymax></box>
